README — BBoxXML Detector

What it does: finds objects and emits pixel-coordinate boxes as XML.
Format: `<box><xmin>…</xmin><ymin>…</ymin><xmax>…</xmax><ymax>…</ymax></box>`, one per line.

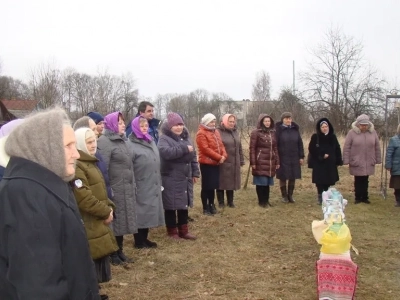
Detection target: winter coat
<box><xmin>0</xmin><ymin>166</ymin><xmax>4</xmax><ymax>182</ymax></box>
<box><xmin>158</xmin><ymin>125</ymin><xmax>200</xmax><ymax>210</ymax></box>
<box><xmin>95</xmin><ymin>152</ymin><xmax>113</xmax><ymax>200</ymax></box>
<box><xmin>385</xmin><ymin>134</ymin><xmax>400</xmax><ymax>175</ymax></box>
<box><xmin>97</xmin><ymin>129</ymin><xmax>137</xmax><ymax>236</ymax></box>
<box><xmin>343</xmin><ymin>122</ymin><xmax>381</xmax><ymax>176</ymax></box>
<box><xmin>73</xmin><ymin>150</ymin><xmax>119</xmax><ymax>260</ymax></box>
<box><xmin>196</xmin><ymin>125</ymin><xmax>227</xmax><ymax>165</ymax></box>
<box><xmin>275</xmin><ymin>121</ymin><xmax>304</xmax><ymax>180</ymax></box>
<box><xmin>217</xmin><ymin>124</ymin><xmax>244</xmax><ymax>190</ymax></box>
<box><xmin>127</xmin><ymin>133</ymin><xmax>165</xmax><ymax>228</ymax></box>
<box><xmin>249</xmin><ymin>114</ymin><xmax>280</xmax><ymax>177</ymax></box>
<box><xmin>0</xmin><ymin>157</ymin><xmax>99</xmax><ymax>300</ymax></box>
<box><xmin>308</xmin><ymin>118</ymin><xmax>342</xmax><ymax>185</ymax></box>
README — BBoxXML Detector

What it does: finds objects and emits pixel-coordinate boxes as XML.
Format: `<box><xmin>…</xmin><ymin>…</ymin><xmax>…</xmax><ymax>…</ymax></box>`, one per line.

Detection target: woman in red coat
<box><xmin>196</xmin><ymin>113</ymin><xmax>227</xmax><ymax>215</ymax></box>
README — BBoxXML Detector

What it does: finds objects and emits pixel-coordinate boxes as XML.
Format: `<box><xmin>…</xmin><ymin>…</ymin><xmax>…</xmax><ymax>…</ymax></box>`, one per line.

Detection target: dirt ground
<box><xmin>102</xmin><ymin>161</ymin><xmax>400</xmax><ymax>300</ymax></box>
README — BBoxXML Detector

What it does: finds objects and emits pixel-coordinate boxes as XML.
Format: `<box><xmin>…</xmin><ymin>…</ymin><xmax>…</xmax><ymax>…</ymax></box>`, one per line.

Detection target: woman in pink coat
<box><xmin>343</xmin><ymin>114</ymin><xmax>381</xmax><ymax>204</ymax></box>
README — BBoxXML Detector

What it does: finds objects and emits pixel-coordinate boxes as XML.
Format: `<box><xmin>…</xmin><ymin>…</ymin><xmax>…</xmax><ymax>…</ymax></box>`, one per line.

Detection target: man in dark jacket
<box><xmin>0</xmin><ymin>108</ymin><xmax>100</xmax><ymax>299</ymax></box>
<box><xmin>126</xmin><ymin>101</ymin><xmax>161</xmax><ymax>144</ymax></box>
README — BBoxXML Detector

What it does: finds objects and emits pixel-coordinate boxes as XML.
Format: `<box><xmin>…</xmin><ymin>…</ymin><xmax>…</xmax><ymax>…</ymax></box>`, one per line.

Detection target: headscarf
<box><xmin>131</xmin><ymin>116</ymin><xmax>153</xmax><ymax>143</ymax></box>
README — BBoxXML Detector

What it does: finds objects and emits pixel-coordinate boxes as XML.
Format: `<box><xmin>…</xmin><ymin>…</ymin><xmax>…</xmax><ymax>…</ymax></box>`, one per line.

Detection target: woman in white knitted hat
<box><xmin>196</xmin><ymin>113</ymin><xmax>227</xmax><ymax>215</ymax></box>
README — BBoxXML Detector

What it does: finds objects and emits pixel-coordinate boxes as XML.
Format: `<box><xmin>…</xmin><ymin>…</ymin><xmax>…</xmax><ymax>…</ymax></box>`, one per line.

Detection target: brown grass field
<box><xmin>102</xmin><ymin>136</ymin><xmax>400</xmax><ymax>300</ymax></box>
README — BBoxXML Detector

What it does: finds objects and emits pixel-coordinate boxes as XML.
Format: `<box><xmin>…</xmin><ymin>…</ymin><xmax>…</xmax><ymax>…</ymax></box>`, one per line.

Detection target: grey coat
<box><xmin>127</xmin><ymin>134</ymin><xmax>165</xmax><ymax>228</ymax></box>
<box><xmin>343</xmin><ymin>122</ymin><xmax>381</xmax><ymax>176</ymax></box>
<box><xmin>158</xmin><ymin>125</ymin><xmax>200</xmax><ymax>210</ymax></box>
<box><xmin>97</xmin><ymin>129</ymin><xmax>137</xmax><ymax>236</ymax></box>
<box><xmin>217</xmin><ymin>125</ymin><xmax>244</xmax><ymax>190</ymax></box>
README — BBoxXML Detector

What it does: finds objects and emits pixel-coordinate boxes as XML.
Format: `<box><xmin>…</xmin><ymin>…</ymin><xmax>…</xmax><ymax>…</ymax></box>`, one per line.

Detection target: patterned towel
<box><xmin>316</xmin><ymin>258</ymin><xmax>358</xmax><ymax>300</ymax></box>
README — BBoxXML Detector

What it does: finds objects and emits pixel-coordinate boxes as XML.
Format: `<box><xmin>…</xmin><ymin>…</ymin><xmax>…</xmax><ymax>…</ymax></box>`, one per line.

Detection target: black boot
<box><xmin>115</xmin><ymin>235</ymin><xmax>133</xmax><ymax>263</ymax></box>
<box><xmin>256</xmin><ymin>185</ymin><xmax>266</xmax><ymax>207</ymax></box>
<box><xmin>143</xmin><ymin>228</ymin><xmax>157</xmax><ymax>248</ymax></box>
<box><xmin>134</xmin><ymin>228</ymin><xmax>153</xmax><ymax>249</ymax></box>
<box><xmin>209</xmin><ymin>203</ymin><xmax>218</xmax><ymax>214</ymax></box>
<box><xmin>109</xmin><ymin>252</ymin><xmax>123</xmax><ymax>266</ymax></box>
<box><xmin>216</xmin><ymin>190</ymin><xmax>225</xmax><ymax>208</ymax></box>
<box><xmin>280</xmin><ymin>186</ymin><xmax>288</xmax><ymax>203</ymax></box>
<box><xmin>288</xmin><ymin>185</ymin><xmax>295</xmax><ymax>203</ymax></box>
<box><xmin>396</xmin><ymin>193</ymin><xmax>400</xmax><ymax>207</ymax></box>
<box><xmin>265</xmin><ymin>186</ymin><xmax>272</xmax><ymax>207</ymax></box>
<box><xmin>203</xmin><ymin>204</ymin><xmax>212</xmax><ymax>216</ymax></box>
<box><xmin>317</xmin><ymin>194</ymin><xmax>322</xmax><ymax>205</ymax></box>
<box><xmin>226</xmin><ymin>190</ymin><xmax>235</xmax><ymax>207</ymax></box>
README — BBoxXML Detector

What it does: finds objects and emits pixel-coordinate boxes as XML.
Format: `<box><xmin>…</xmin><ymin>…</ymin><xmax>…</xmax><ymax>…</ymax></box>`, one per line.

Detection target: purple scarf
<box><xmin>131</xmin><ymin>116</ymin><xmax>153</xmax><ymax>143</ymax></box>
<box><xmin>104</xmin><ymin>112</ymin><xmax>121</xmax><ymax>134</ymax></box>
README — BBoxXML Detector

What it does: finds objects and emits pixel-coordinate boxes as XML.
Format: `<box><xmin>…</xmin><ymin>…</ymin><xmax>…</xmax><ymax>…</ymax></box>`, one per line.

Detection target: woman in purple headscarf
<box><xmin>126</xmin><ymin>116</ymin><xmax>165</xmax><ymax>248</ymax></box>
<box><xmin>97</xmin><ymin>112</ymin><xmax>137</xmax><ymax>265</ymax></box>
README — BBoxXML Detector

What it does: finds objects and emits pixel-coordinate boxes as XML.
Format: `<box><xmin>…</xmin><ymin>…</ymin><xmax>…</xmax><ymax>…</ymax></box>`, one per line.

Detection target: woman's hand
<box><xmin>276</xmin><ymin>164</ymin><xmax>280</xmax><ymax>169</ymax></box>
<box><xmin>104</xmin><ymin>209</ymin><xmax>113</xmax><ymax>225</ymax></box>
<box><xmin>324</xmin><ymin>154</ymin><xmax>329</xmax><ymax>159</ymax></box>
<box><xmin>193</xmin><ymin>177</ymin><xmax>198</xmax><ymax>183</ymax></box>
<box><xmin>219</xmin><ymin>156</ymin><xmax>226</xmax><ymax>164</ymax></box>
<box><xmin>299</xmin><ymin>159</ymin><xmax>304</xmax><ymax>165</ymax></box>
<box><xmin>251</xmin><ymin>165</ymin><xmax>256</xmax><ymax>169</ymax></box>
<box><xmin>187</xmin><ymin>145</ymin><xmax>194</xmax><ymax>152</ymax></box>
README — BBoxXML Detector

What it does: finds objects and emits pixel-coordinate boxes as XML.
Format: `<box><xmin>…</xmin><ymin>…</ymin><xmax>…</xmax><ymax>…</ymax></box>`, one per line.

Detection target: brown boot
<box><xmin>166</xmin><ymin>227</ymin><xmax>181</xmax><ymax>240</ymax></box>
<box><xmin>178</xmin><ymin>224</ymin><xmax>197</xmax><ymax>240</ymax></box>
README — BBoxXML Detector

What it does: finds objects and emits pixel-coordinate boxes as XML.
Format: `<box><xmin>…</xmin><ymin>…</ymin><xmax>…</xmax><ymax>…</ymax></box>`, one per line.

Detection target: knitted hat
<box><xmin>75</xmin><ymin>127</ymin><xmax>96</xmax><ymax>155</ymax></box>
<box><xmin>201</xmin><ymin>113</ymin><xmax>216</xmax><ymax>126</ymax></box>
<box><xmin>280</xmin><ymin>112</ymin><xmax>292</xmax><ymax>120</ymax></box>
<box><xmin>87</xmin><ymin>111</ymin><xmax>104</xmax><ymax>124</ymax></box>
<box><xmin>4</xmin><ymin>107</ymin><xmax>73</xmax><ymax>181</ymax></box>
<box><xmin>356</xmin><ymin>114</ymin><xmax>370</xmax><ymax>125</ymax></box>
<box><xmin>167</xmin><ymin>112</ymin><xmax>184</xmax><ymax>128</ymax></box>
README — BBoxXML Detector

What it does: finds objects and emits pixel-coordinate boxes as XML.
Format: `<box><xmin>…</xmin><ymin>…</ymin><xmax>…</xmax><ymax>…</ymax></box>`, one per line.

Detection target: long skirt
<box><xmin>200</xmin><ymin>164</ymin><xmax>220</xmax><ymax>190</ymax></box>
<box><xmin>94</xmin><ymin>256</ymin><xmax>112</xmax><ymax>283</ymax></box>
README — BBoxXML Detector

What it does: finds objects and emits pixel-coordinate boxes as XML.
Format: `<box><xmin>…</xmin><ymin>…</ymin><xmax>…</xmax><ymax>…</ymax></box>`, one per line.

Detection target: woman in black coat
<box><xmin>308</xmin><ymin>118</ymin><xmax>342</xmax><ymax>204</ymax></box>
<box><xmin>275</xmin><ymin>112</ymin><xmax>304</xmax><ymax>203</ymax></box>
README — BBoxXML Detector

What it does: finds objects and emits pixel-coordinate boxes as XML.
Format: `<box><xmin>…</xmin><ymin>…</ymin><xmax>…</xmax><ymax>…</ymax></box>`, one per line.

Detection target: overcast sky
<box><xmin>1</xmin><ymin>0</ymin><xmax>399</xmax><ymax>100</ymax></box>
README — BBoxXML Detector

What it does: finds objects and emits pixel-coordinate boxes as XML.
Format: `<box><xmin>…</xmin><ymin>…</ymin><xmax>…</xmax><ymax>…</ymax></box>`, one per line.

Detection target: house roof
<box><xmin>0</xmin><ymin>99</ymin><xmax>39</xmax><ymax>111</ymax></box>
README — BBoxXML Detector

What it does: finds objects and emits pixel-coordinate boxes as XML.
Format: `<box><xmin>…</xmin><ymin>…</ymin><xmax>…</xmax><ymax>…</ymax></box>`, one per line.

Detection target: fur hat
<box><xmin>75</xmin><ymin>127</ymin><xmax>96</xmax><ymax>155</ymax></box>
<box><xmin>87</xmin><ymin>111</ymin><xmax>104</xmax><ymax>124</ymax></box>
<box><xmin>280</xmin><ymin>112</ymin><xmax>292</xmax><ymax>121</ymax></box>
<box><xmin>4</xmin><ymin>107</ymin><xmax>73</xmax><ymax>181</ymax></box>
<box><xmin>167</xmin><ymin>112</ymin><xmax>184</xmax><ymax>128</ymax></box>
<box><xmin>201</xmin><ymin>113</ymin><xmax>216</xmax><ymax>126</ymax></box>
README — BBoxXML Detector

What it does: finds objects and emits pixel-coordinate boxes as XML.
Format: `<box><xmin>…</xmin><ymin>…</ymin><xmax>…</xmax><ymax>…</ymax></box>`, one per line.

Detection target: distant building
<box><xmin>0</xmin><ymin>99</ymin><xmax>41</xmax><ymax>118</ymax></box>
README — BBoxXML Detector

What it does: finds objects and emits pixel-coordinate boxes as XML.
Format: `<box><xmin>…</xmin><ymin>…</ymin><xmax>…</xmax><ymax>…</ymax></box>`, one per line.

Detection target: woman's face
<box><xmin>118</xmin><ymin>116</ymin><xmax>126</xmax><ymax>135</ymax></box>
<box><xmin>263</xmin><ymin>117</ymin><xmax>271</xmax><ymax>128</ymax></box>
<box><xmin>139</xmin><ymin>120</ymin><xmax>149</xmax><ymax>134</ymax></box>
<box><xmin>320</xmin><ymin>123</ymin><xmax>329</xmax><ymax>134</ymax></box>
<box><xmin>171</xmin><ymin>124</ymin><xmax>184</xmax><ymax>135</ymax></box>
<box><xmin>207</xmin><ymin>120</ymin><xmax>216</xmax><ymax>128</ymax></box>
<box><xmin>85</xmin><ymin>136</ymin><xmax>97</xmax><ymax>155</ymax></box>
<box><xmin>283</xmin><ymin>117</ymin><xmax>292</xmax><ymax>126</ymax></box>
<box><xmin>358</xmin><ymin>124</ymin><xmax>368</xmax><ymax>132</ymax></box>
<box><xmin>227</xmin><ymin>116</ymin><xmax>236</xmax><ymax>129</ymax></box>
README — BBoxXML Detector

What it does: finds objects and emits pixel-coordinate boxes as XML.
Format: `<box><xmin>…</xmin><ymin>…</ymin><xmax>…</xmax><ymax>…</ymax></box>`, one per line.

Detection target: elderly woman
<box><xmin>250</xmin><ymin>114</ymin><xmax>279</xmax><ymax>207</ymax></box>
<box><xmin>385</xmin><ymin>124</ymin><xmax>400</xmax><ymax>207</ymax></box>
<box><xmin>73</xmin><ymin>128</ymin><xmax>118</xmax><ymax>292</ymax></box>
<box><xmin>275</xmin><ymin>112</ymin><xmax>304</xmax><ymax>203</ymax></box>
<box><xmin>127</xmin><ymin>116</ymin><xmax>165</xmax><ymax>248</ymax></box>
<box><xmin>216</xmin><ymin>114</ymin><xmax>244</xmax><ymax>208</ymax></box>
<box><xmin>196</xmin><ymin>113</ymin><xmax>227</xmax><ymax>215</ymax></box>
<box><xmin>343</xmin><ymin>114</ymin><xmax>381</xmax><ymax>204</ymax></box>
<box><xmin>308</xmin><ymin>118</ymin><xmax>342</xmax><ymax>205</ymax></box>
<box><xmin>158</xmin><ymin>112</ymin><xmax>200</xmax><ymax>239</ymax></box>
<box><xmin>97</xmin><ymin>112</ymin><xmax>136</xmax><ymax>265</ymax></box>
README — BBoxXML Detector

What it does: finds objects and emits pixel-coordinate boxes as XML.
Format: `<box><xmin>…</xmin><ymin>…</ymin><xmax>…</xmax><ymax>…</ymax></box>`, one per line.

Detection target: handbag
<box><xmin>307</xmin><ymin>134</ymin><xmax>319</xmax><ymax>169</ymax></box>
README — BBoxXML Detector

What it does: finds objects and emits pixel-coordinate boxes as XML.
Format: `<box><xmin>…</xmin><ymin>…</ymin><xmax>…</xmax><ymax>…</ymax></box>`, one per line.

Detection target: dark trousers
<box><xmin>316</xmin><ymin>184</ymin><xmax>330</xmax><ymax>195</ymax></box>
<box><xmin>354</xmin><ymin>176</ymin><xmax>369</xmax><ymax>200</ymax></box>
<box><xmin>165</xmin><ymin>209</ymin><xmax>188</xmax><ymax>227</ymax></box>
<box><xmin>201</xmin><ymin>189</ymin><xmax>215</xmax><ymax>209</ymax></box>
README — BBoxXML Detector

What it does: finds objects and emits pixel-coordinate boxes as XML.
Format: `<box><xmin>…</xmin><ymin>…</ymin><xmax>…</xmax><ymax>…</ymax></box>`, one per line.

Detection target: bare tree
<box><xmin>0</xmin><ymin>76</ymin><xmax>31</xmax><ymax>100</ymax></box>
<box><xmin>300</xmin><ymin>27</ymin><xmax>385</xmax><ymax>132</ymax></box>
<box><xmin>251</xmin><ymin>70</ymin><xmax>271</xmax><ymax>101</ymax></box>
<box><xmin>30</xmin><ymin>62</ymin><xmax>62</xmax><ymax>108</ymax></box>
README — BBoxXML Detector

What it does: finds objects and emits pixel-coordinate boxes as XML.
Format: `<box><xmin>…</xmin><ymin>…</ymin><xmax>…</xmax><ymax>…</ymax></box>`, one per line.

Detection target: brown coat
<box><xmin>249</xmin><ymin>114</ymin><xmax>280</xmax><ymax>177</ymax></box>
<box><xmin>343</xmin><ymin>121</ymin><xmax>381</xmax><ymax>176</ymax></box>
<box><xmin>217</xmin><ymin>125</ymin><xmax>244</xmax><ymax>190</ymax></box>
<box><xmin>196</xmin><ymin>125</ymin><xmax>227</xmax><ymax>165</ymax></box>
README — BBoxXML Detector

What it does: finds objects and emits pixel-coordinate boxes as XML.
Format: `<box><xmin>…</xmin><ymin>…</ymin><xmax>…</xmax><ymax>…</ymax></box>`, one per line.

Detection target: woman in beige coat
<box><xmin>343</xmin><ymin>114</ymin><xmax>381</xmax><ymax>204</ymax></box>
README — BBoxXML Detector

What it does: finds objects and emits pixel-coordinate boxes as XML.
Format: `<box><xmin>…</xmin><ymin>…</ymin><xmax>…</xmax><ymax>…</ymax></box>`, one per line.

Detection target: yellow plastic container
<box><xmin>320</xmin><ymin>223</ymin><xmax>352</xmax><ymax>254</ymax></box>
